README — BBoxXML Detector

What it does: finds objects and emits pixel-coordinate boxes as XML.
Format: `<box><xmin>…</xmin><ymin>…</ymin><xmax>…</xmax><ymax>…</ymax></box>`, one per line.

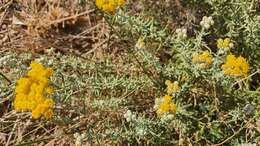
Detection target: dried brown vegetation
<box><xmin>1</xmin><ymin>0</ymin><xmax>112</xmax><ymax>58</ymax></box>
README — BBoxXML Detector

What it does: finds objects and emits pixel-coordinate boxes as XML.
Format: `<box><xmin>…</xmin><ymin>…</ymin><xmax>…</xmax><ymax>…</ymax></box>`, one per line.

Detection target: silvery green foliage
<box><xmin>108</xmin><ymin>1</ymin><xmax>259</xmax><ymax>145</ymax></box>
<box><xmin>92</xmin><ymin>97</ymin><xmax>123</xmax><ymax>109</ymax></box>
<box><xmin>206</xmin><ymin>0</ymin><xmax>260</xmax><ymax>68</ymax></box>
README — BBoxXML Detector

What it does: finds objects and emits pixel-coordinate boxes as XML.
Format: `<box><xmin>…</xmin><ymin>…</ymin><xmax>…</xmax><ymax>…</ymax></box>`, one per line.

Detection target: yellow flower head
<box><xmin>155</xmin><ymin>80</ymin><xmax>179</xmax><ymax>117</ymax></box>
<box><xmin>165</xmin><ymin>80</ymin><xmax>180</xmax><ymax>95</ymax></box>
<box><xmin>14</xmin><ymin>61</ymin><xmax>55</xmax><ymax>120</ymax></box>
<box><xmin>192</xmin><ymin>51</ymin><xmax>213</xmax><ymax>68</ymax></box>
<box><xmin>156</xmin><ymin>94</ymin><xmax>177</xmax><ymax>116</ymax></box>
<box><xmin>217</xmin><ymin>38</ymin><xmax>234</xmax><ymax>51</ymax></box>
<box><xmin>28</xmin><ymin>61</ymin><xmax>53</xmax><ymax>82</ymax></box>
<box><xmin>222</xmin><ymin>54</ymin><xmax>249</xmax><ymax>77</ymax></box>
<box><xmin>15</xmin><ymin>77</ymin><xmax>32</xmax><ymax>94</ymax></box>
<box><xmin>96</xmin><ymin>0</ymin><xmax>125</xmax><ymax>15</ymax></box>
<box><xmin>156</xmin><ymin>100</ymin><xmax>177</xmax><ymax>116</ymax></box>
<box><xmin>158</xmin><ymin>102</ymin><xmax>170</xmax><ymax>113</ymax></box>
<box><xmin>32</xmin><ymin>107</ymin><xmax>41</xmax><ymax>119</ymax></box>
<box><xmin>163</xmin><ymin>95</ymin><xmax>172</xmax><ymax>103</ymax></box>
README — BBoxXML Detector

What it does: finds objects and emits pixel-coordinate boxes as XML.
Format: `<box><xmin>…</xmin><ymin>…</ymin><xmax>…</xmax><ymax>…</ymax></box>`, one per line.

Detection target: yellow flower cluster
<box><xmin>221</xmin><ymin>54</ymin><xmax>249</xmax><ymax>77</ymax></box>
<box><xmin>165</xmin><ymin>80</ymin><xmax>180</xmax><ymax>95</ymax></box>
<box><xmin>155</xmin><ymin>80</ymin><xmax>179</xmax><ymax>116</ymax></box>
<box><xmin>14</xmin><ymin>61</ymin><xmax>55</xmax><ymax>119</ymax></box>
<box><xmin>156</xmin><ymin>95</ymin><xmax>177</xmax><ymax>116</ymax></box>
<box><xmin>217</xmin><ymin>38</ymin><xmax>234</xmax><ymax>51</ymax></box>
<box><xmin>95</xmin><ymin>0</ymin><xmax>125</xmax><ymax>15</ymax></box>
<box><xmin>192</xmin><ymin>51</ymin><xmax>213</xmax><ymax>68</ymax></box>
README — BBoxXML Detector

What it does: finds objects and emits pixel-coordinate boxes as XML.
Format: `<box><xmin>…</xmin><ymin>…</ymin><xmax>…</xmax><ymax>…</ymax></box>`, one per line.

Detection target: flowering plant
<box><xmin>222</xmin><ymin>54</ymin><xmax>249</xmax><ymax>77</ymax></box>
<box><xmin>95</xmin><ymin>0</ymin><xmax>125</xmax><ymax>15</ymax></box>
<box><xmin>14</xmin><ymin>61</ymin><xmax>55</xmax><ymax>119</ymax></box>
